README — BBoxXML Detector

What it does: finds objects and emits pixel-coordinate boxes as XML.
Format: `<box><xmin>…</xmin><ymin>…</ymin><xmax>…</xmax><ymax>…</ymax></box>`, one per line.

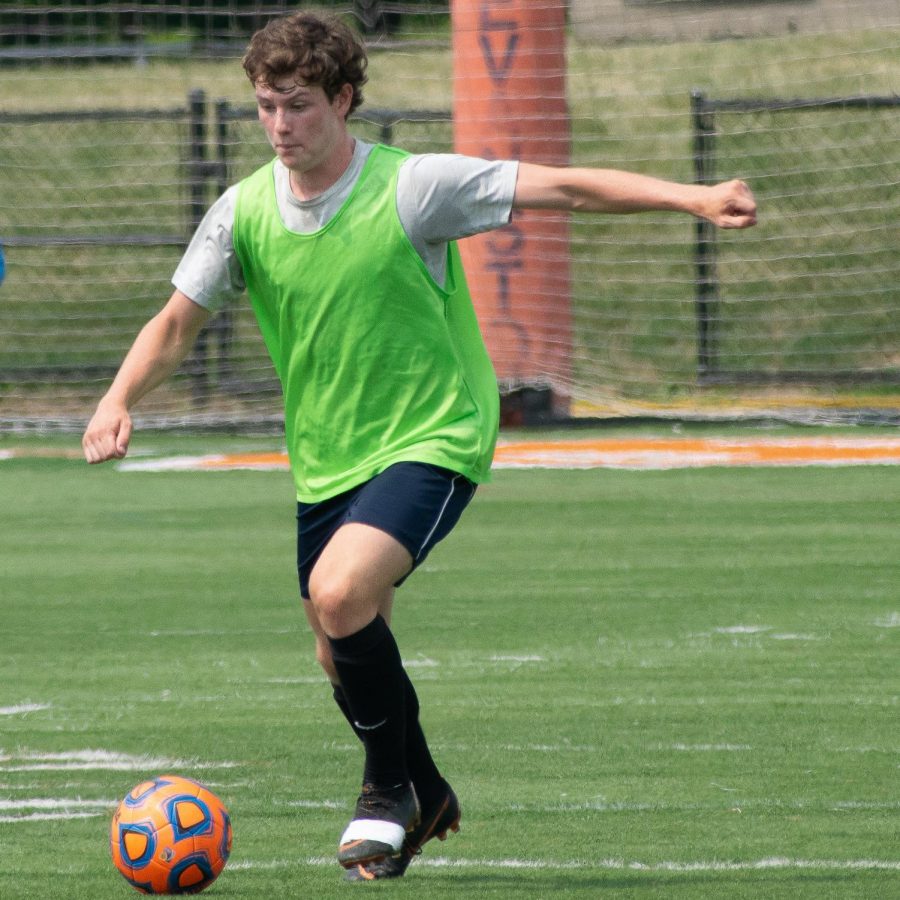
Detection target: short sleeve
<box><xmin>171</xmin><ymin>186</ymin><xmax>245</xmax><ymax>313</ymax></box>
<box><xmin>396</xmin><ymin>154</ymin><xmax>519</xmax><ymax>246</ymax></box>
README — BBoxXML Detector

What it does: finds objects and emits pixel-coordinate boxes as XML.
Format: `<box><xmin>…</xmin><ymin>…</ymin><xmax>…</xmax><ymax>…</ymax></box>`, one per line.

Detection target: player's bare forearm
<box><xmin>82</xmin><ymin>291</ymin><xmax>209</xmax><ymax>464</ymax></box>
<box><xmin>513</xmin><ymin>163</ymin><xmax>757</xmax><ymax>229</ymax></box>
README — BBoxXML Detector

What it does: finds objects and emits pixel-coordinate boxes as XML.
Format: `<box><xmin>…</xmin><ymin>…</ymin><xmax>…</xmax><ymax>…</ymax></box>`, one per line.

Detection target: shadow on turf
<box><xmin>403</xmin><ymin>870</ymin><xmax>873</xmax><ymax>897</ymax></box>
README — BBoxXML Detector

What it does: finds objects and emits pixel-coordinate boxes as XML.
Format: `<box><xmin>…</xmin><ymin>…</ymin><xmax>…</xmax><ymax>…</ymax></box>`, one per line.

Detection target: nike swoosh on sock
<box><xmin>353</xmin><ymin>717</ymin><xmax>388</xmax><ymax>731</ymax></box>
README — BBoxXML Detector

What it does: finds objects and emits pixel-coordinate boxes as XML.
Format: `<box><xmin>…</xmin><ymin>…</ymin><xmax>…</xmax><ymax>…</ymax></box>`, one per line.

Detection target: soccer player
<box><xmin>82</xmin><ymin>11</ymin><xmax>757</xmax><ymax>882</ymax></box>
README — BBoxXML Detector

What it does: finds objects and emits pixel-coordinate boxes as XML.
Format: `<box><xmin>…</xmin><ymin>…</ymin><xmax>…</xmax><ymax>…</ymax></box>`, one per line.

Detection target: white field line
<box><xmin>510</xmin><ymin>800</ymin><xmax>900</xmax><ymax>813</ymax></box>
<box><xmin>230</xmin><ymin>855</ymin><xmax>900</xmax><ymax>873</ymax></box>
<box><xmin>0</xmin><ymin>798</ymin><xmax>114</xmax><ymax>823</ymax></box>
<box><xmin>0</xmin><ymin>763</ymin><xmax>238</xmax><ymax>773</ymax></box>
<box><xmin>0</xmin><ymin>811</ymin><xmax>105</xmax><ymax>823</ymax></box>
<box><xmin>403</xmin><ymin>658</ymin><xmax>440</xmax><ymax>668</ymax></box>
<box><xmin>714</xmin><ymin>625</ymin><xmax>772</xmax><ymax>634</ymax></box>
<box><xmin>249</xmin><ymin>676</ymin><xmax>328</xmax><ymax>685</ymax></box>
<box><xmin>426</xmin><ymin>856</ymin><xmax>900</xmax><ymax>873</ymax></box>
<box><xmin>149</xmin><ymin>627</ymin><xmax>295</xmax><ymax>637</ymax></box>
<box><xmin>326</xmin><ymin>736</ymin><xmax>895</xmax><ymax>755</ymax></box>
<box><xmin>315</xmin><ymin>742</ymin><xmax>609</xmax><ymax>754</ymax></box>
<box><xmin>769</xmin><ymin>633</ymin><xmax>820</xmax><ymax>641</ymax></box>
<box><xmin>669</xmin><ymin>743</ymin><xmax>753</xmax><ymax>751</ymax></box>
<box><xmin>281</xmin><ymin>799</ymin><xmax>345</xmax><ymax>810</ymax></box>
<box><xmin>439</xmin><ymin>742</ymin><xmax>752</xmax><ymax>754</ymax></box>
<box><xmin>489</xmin><ymin>654</ymin><xmax>546</xmax><ymax>663</ymax></box>
<box><xmin>0</xmin><ymin>749</ymin><xmax>239</xmax><ymax>773</ymax></box>
<box><xmin>834</xmin><ymin>747</ymin><xmax>900</xmax><ymax>755</ymax></box>
<box><xmin>0</xmin><ymin>799</ymin><xmax>114</xmax><ymax>810</ymax></box>
<box><xmin>0</xmin><ymin>703</ymin><xmax>51</xmax><ymax>715</ymax></box>
<box><xmin>117</xmin><ymin>454</ymin><xmax>231</xmax><ymax>472</ymax></box>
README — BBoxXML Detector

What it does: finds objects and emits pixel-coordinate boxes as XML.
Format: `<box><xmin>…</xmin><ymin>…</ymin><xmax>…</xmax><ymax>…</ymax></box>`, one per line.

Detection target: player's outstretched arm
<box><xmin>513</xmin><ymin>163</ymin><xmax>757</xmax><ymax>229</ymax></box>
<box><xmin>82</xmin><ymin>290</ymin><xmax>210</xmax><ymax>464</ymax></box>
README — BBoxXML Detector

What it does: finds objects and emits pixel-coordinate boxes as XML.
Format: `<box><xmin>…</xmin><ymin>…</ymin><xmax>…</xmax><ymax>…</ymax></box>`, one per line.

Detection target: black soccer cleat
<box><xmin>337</xmin><ymin>782</ymin><xmax>420</xmax><ymax>868</ymax></box>
<box><xmin>345</xmin><ymin>781</ymin><xmax>461</xmax><ymax>881</ymax></box>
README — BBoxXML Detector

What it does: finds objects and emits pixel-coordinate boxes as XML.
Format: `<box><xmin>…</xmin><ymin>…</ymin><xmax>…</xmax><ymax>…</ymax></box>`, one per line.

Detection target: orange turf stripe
<box><xmin>493</xmin><ymin>438</ymin><xmax>900</xmax><ymax>465</ymax></box>
<box><xmin>202</xmin><ymin>452</ymin><xmax>288</xmax><ymax>468</ymax></box>
<box><xmin>164</xmin><ymin>437</ymin><xmax>900</xmax><ymax>472</ymax></box>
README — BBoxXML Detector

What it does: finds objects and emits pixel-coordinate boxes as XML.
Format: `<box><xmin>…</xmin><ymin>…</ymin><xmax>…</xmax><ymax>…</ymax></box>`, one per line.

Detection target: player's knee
<box><xmin>308</xmin><ymin>571</ymin><xmax>359</xmax><ymax>631</ymax></box>
<box><xmin>309</xmin><ymin>569</ymin><xmax>349</xmax><ymax>610</ymax></box>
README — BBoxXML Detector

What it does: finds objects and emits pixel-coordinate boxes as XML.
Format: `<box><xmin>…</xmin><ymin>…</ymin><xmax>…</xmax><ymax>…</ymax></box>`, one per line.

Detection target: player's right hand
<box><xmin>82</xmin><ymin>401</ymin><xmax>133</xmax><ymax>464</ymax></box>
<box><xmin>703</xmin><ymin>179</ymin><xmax>758</xmax><ymax>229</ymax></box>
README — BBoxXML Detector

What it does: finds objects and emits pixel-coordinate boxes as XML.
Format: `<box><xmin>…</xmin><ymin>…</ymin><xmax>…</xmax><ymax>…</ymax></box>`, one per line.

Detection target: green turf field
<box><xmin>1</xmin><ymin>438</ymin><xmax>898</xmax><ymax>898</ymax></box>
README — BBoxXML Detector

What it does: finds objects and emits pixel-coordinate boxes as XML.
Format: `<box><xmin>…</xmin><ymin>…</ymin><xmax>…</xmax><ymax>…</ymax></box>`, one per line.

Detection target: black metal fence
<box><xmin>691</xmin><ymin>90</ymin><xmax>900</xmax><ymax>386</ymax></box>
<box><xmin>2</xmin><ymin>89</ymin><xmax>896</xmax><ymax>425</ymax></box>
<box><xmin>0</xmin><ymin>2</ymin><xmax>443</xmax><ymax>60</ymax></box>
<box><xmin>0</xmin><ymin>91</ymin><xmax>452</xmax><ymax>408</ymax></box>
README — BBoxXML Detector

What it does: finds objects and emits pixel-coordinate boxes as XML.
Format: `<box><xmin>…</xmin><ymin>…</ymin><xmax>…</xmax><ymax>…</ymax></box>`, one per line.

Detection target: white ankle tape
<box><xmin>340</xmin><ymin>818</ymin><xmax>406</xmax><ymax>851</ymax></box>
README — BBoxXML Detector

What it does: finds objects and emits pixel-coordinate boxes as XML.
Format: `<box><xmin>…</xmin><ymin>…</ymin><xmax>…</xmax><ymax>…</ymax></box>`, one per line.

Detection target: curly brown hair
<box><xmin>242</xmin><ymin>12</ymin><xmax>368</xmax><ymax>116</ymax></box>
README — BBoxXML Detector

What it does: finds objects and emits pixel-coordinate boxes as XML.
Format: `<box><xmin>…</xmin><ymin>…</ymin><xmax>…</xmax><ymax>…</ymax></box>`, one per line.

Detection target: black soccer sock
<box><xmin>332</xmin><ymin>673</ymin><xmax>444</xmax><ymax>809</ymax></box>
<box><xmin>331</xmin><ymin>682</ymin><xmax>362</xmax><ymax>740</ymax></box>
<box><xmin>327</xmin><ymin>615</ymin><xmax>408</xmax><ymax>790</ymax></box>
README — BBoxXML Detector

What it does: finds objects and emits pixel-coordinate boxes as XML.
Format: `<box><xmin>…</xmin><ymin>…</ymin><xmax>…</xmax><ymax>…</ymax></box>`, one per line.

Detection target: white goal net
<box><xmin>0</xmin><ymin>1</ymin><xmax>897</xmax><ymax>430</ymax></box>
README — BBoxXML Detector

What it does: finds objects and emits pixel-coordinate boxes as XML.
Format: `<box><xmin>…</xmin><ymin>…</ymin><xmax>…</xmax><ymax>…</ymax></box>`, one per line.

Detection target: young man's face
<box><xmin>255</xmin><ymin>76</ymin><xmax>352</xmax><ymax>174</ymax></box>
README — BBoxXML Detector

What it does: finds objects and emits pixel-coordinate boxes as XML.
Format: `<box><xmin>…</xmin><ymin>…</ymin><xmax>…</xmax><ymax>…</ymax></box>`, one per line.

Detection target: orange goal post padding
<box><xmin>452</xmin><ymin>1</ymin><xmax>572</xmax><ymax>415</ymax></box>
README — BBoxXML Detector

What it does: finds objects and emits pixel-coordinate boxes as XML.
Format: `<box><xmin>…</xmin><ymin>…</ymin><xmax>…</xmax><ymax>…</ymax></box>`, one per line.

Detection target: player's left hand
<box><xmin>703</xmin><ymin>179</ymin><xmax>758</xmax><ymax>229</ymax></box>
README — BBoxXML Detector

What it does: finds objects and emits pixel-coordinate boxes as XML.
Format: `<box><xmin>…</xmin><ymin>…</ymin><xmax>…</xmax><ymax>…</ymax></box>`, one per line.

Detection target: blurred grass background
<box><xmin>1</xmin><ymin>27</ymin><xmax>897</xmax><ymax>420</ymax></box>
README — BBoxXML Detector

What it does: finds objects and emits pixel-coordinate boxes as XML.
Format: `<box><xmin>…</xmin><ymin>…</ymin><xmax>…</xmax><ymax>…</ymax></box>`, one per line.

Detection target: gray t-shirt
<box><xmin>172</xmin><ymin>140</ymin><xmax>519</xmax><ymax>312</ymax></box>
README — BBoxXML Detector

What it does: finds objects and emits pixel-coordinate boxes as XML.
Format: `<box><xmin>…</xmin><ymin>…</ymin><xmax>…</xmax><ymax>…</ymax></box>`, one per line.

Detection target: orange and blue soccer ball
<box><xmin>110</xmin><ymin>775</ymin><xmax>232</xmax><ymax>895</ymax></box>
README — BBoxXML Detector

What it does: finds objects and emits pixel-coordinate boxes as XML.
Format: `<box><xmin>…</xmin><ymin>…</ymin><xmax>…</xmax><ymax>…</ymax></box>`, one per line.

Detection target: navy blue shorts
<box><xmin>296</xmin><ymin>462</ymin><xmax>477</xmax><ymax>600</ymax></box>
